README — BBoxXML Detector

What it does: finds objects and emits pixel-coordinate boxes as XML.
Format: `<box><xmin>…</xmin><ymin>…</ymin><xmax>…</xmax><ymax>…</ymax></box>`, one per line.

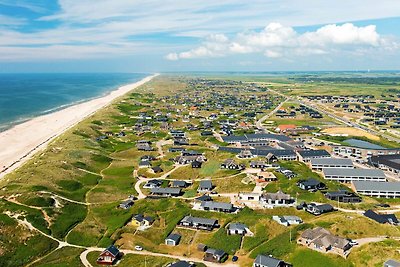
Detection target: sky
<box><xmin>1</xmin><ymin>0</ymin><xmax>400</xmax><ymax>72</ymax></box>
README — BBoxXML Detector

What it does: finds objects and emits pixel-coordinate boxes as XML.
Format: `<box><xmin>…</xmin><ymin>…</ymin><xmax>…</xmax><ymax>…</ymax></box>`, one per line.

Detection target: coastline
<box><xmin>0</xmin><ymin>73</ymin><xmax>158</xmax><ymax>179</ymax></box>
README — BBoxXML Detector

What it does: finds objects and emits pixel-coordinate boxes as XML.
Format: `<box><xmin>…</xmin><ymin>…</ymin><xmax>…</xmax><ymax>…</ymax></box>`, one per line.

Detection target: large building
<box><xmin>352</xmin><ymin>181</ymin><xmax>400</xmax><ymax>198</ymax></box>
<box><xmin>323</xmin><ymin>168</ymin><xmax>386</xmax><ymax>183</ymax></box>
<box><xmin>297</xmin><ymin>149</ymin><xmax>331</xmax><ymax>162</ymax></box>
<box><xmin>310</xmin><ymin>158</ymin><xmax>354</xmax><ymax>170</ymax></box>
<box><xmin>369</xmin><ymin>154</ymin><xmax>400</xmax><ymax>175</ymax></box>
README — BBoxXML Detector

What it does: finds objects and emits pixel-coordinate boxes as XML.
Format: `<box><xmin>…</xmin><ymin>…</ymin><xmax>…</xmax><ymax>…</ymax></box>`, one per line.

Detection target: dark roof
<box><xmin>298</xmin><ymin>149</ymin><xmax>330</xmax><ymax>158</ymax></box>
<box><xmin>166</xmin><ymin>233</ymin><xmax>181</xmax><ymax>242</ymax></box>
<box><xmin>169</xmin><ymin>261</ymin><xmax>193</xmax><ymax>267</ymax></box>
<box><xmin>150</xmin><ymin>187</ymin><xmax>181</xmax><ymax>195</ymax></box>
<box><xmin>298</xmin><ymin>178</ymin><xmax>324</xmax><ymax>187</ymax></box>
<box><xmin>172</xmin><ymin>180</ymin><xmax>187</xmax><ymax>187</ymax></box>
<box><xmin>254</xmin><ymin>254</ymin><xmax>285</xmax><ymax>267</ymax></box>
<box><xmin>315</xmin><ymin>204</ymin><xmax>334</xmax><ymax>212</ymax></box>
<box><xmin>199</xmin><ymin>180</ymin><xmax>213</xmax><ymax>189</ymax></box>
<box><xmin>196</xmin><ymin>194</ymin><xmax>212</xmax><ymax>202</ymax></box>
<box><xmin>364</xmin><ymin>210</ymin><xmax>399</xmax><ymax>224</ymax></box>
<box><xmin>370</xmin><ymin>154</ymin><xmax>400</xmax><ymax>171</ymax></box>
<box><xmin>104</xmin><ymin>245</ymin><xmax>120</xmax><ymax>257</ymax></box>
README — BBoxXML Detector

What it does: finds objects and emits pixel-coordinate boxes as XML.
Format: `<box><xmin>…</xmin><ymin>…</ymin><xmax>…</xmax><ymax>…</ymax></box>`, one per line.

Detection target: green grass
<box><xmin>50</xmin><ymin>203</ymin><xmax>87</xmax><ymax>239</ymax></box>
<box><xmin>31</xmin><ymin>247</ymin><xmax>85</xmax><ymax>267</ymax></box>
<box><xmin>206</xmin><ymin>228</ymin><xmax>242</xmax><ymax>255</ymax></box>
<box><xmin>290</xmin><ymin>248</ymin><xmax>354</xmax><ymax>267</ymax></box>
<box><xmin>24</xmin><ymin>196</ymin><xmax>55</xmax><ymax>207</ymax></box>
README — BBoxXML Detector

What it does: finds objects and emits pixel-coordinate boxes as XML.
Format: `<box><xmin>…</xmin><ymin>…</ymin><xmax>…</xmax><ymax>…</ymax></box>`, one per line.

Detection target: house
<box><xmin>238</xmin><ymin>149</ymin><xmax>254</xmax><ymax>159</ymax></box>
<box><xmin>152</xmin><ymin>165</ymin><xmax>163</xmax><ymax>173</ymax></box>
<box><xmin>199</xmin><ymin>201</ymin><xmax>235</xmax><ymax>213</ymax></box>
<box><xmin>297</xmin><ymin>149</ymin><xmax>330</xmax><ymax>162</ymax></box>
<box><xmin>351</xmin><ymin>181</ymin><xmax>400</xmax><ymax>198</ymax></box>
<box><xmin>227</xmin><ymin>223</ymin><xmax>250</xmax><ymax>235</ymax></box>
<box><xmin>364</xmin><ymin>210</ymin><xmax>399</xmax><ymax>225</ymax></box>
<box><xmin>143</xmin><ymin>179</ymin><xmax>163</xmax><ymax>189</ymax></box>
<box><xmin>250</xmin><ymin>161</ymin><xmax>268</xmax><ymax>169</ymax></box>
<box><xmin>139</xmin><ymin>160</ymin><xmax>152</xmax><ymax>168</ymax></box>
<box><xmin>276</xmin><ymin>124</ymin><xmax>297</xmax><ymax>133</ymax></box>
<box><xmin>257</xmin><ymin>171</ymin><xmax>277</xmax><ymax>182</ymax></box>
<box><xmin>272</xmin><ymin>215</ymin><xmax>303</xmax><ymax>226</ymax></box>
<box><xmin>119</xmin><ymin>200</ymin><xmax>134</xmax><ymax>209</ymax></box>
<box><xmin>310</xmin><ymin>158</ymin><xmax>354</xmax><ymax>170</ymax></box>
<box><xmin>171</xmin><ymin>180</ymin><xmax>188</xmax><ymax>188</ymax></box>
<box><xmin>168</xmin><ymin>261</ymin><xmax>194</xmax><ymax>267</ymax></box>
<box><xmin>179</xmin><ymin>215</ymin><xmax>219</xmax><ymax>231</ymax></box>
<box><xmin>297</xmin><ymin>178</ymin><xmax>326</xmax><ymax>191</ymax></box>
<box><xmin>253</xmin><ymin>254</ymin><xmax>292</xmax><ymax>267</ymax></box>
<box><xmin>165</xmin><ymin>233</ymin><xmax>181</xmax><ymax>246</ymax></box>
<box><xmin>297</xmin><ymin>227</ymin><xmax>351</xmax><ymax>257</ymax></box>
<box><xmin>195</xmin><ymin>194</ymin><xmax>212</xmax><ymax>202</ymax></box>
<box><xmin>260</xmin><ymin>190</ymin><xmax>296</xmax><ymax>208</ymax></box>
<box><xmin>305</xmin><ymin>203</ymin><xmax>335</xmax><ymax>216</ymax></box>
<box><xmin>325</xmin><ymin>190</ymin><xmax>361</xmax><ymax>203</ymax></box>
<box><xmin>369</xmin><ymin>154</ymin><xmax>400</xmax><ymax>174</ymax></box>
<box><xmin>239</xmin><ymin>192</ymin><xmax>261</xmax><ymax>202</ymax></box>
<box><xmin>198</xmin><ymin>180</ymin><xmax>213</xmax><ymax>193</ymax></box>
<box><xmin>204</xmin><ymin>248</ymin><xmax>227</xmax><ymax>263</ymax></box>
<box><xmin>323</xmin><ymin>168</ymin><xmax>386</xmax><ymax>183</ymax></box>
<box><xmin>221</xmin><ymin>159</ymin><xmax>245</xmax><ymax>170</ymax></box>
<box><xmin>191</xmin><ymin>160</ymin><xmax>202</xmax><ymax>168</ymax></box>
<box><xmin>265</xmin><ymin>153</ymin><xmax>278</xmax><ymax>163</ymax></box>
<box><xmin>384</xmin><ymin>259</ymin><xmax>400</xmax><ymax>267</ymax></box>
<box><xmin>150</xmin><ymin>187</ymin><xmax>182</xmax><ymax>197</ymax></box>
<box><xmin>131</xmin><ymin>214</ymin><xmax>154</xmax><ymax>227</ymax></box>
<box><xmin>96</xmin><ymin>245</ymin><xmax>121</xmax><ymax>265</ymax></box>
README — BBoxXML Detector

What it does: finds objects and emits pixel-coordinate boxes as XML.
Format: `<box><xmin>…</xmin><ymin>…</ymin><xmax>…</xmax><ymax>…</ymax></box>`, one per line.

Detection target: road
<box><xmin>255</xmin><ymin>98</ymin><xmax>288</xmax><ymax>132</ymax></box>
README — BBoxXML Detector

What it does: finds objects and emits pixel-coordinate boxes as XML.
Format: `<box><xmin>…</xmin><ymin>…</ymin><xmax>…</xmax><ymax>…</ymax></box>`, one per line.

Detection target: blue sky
<box><xmin>1</xmin><ymin>0</ymin><xmax>400</xmax><ymax>72</ymax></box>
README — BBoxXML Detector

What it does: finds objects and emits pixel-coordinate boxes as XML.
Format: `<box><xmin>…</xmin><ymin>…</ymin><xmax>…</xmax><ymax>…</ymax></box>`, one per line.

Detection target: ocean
<box><xmin>0</xmin><ymin>73</ymin><xmax>148</xmax><ymax>132</ymax></box>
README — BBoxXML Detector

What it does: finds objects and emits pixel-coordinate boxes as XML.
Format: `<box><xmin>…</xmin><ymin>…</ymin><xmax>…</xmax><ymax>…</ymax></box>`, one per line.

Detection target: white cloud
<box><xmin>166</xmin><ymin>22</ymin><xmax>398</xmax><ymax>60</ymax></box>
<box><xmin>165</xmin><ymin>53</ymin><xmax>178</xmax><ymax>61</ymax></box>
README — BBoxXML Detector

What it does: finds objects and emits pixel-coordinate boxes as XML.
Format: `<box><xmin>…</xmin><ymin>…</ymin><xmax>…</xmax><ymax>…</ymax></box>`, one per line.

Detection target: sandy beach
<box><xmin>0</xmin><ymin>73</ymin><xmax>158</xmax><ymax>179</ymax></box>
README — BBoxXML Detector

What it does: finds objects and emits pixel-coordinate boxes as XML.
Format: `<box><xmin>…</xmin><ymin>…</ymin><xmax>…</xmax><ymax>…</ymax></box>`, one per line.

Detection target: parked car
<box><xmin>232</xmin><ymin>256</ymin><xmax>238</xmax><ymax>262</ymax></box>
<box><xmin>135</xmin><ymin>245</ymin><xmax>143</xmax><ymax>251</ymax></box>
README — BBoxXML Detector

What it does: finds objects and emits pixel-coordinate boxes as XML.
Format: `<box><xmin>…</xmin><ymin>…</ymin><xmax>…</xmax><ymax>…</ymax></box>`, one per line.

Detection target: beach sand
<box><xmin>0</xmin><ymin>74</ymin><xmax>158</xmax><ymax>179</ymax></box>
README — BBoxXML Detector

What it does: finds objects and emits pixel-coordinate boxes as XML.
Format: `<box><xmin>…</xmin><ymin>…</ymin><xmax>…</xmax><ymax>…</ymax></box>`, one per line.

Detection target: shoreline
<box><xmin>0</xmin><ymin>73</ymin><xmax>158</xmax><ymax>179</ymax></box>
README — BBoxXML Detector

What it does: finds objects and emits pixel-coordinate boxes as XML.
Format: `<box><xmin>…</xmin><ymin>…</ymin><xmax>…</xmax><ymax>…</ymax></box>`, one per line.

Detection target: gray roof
<box><xmin>199</xmin><ymin>180</ymin><xmax>213</xmax><ymax>189</ymax></box>
<box><xmin>385</xmin><ymin>259</ymin><xmax>400</xmax><ymax>267</ymax></box>
<box><xmin>150</xmin><ymin>187</ymin><xmax>181</xmax><ymax>194</ymax></box>
<box><xmin>180</xmin><ymin>215</ymin><xmax>217</xmax><ymax>226</ymax></box>
<box><xmin>353</xmin><ymin>181</ymin><xmax>400</xmax><ymax>192</ymax></box>
<box><xmin>254</xmin><ymin>254</ymin><xmax>284</xmax><ymax>267</ymax></box>
<box><xmin>201</xmin><ymin>201</ymin><xmax>233</xmax><ymax>210</ymax></box>
<box><xmin>166</xmin><ymin>233</ymin><xmax>181</xmax><ymax>242</ymax></box>
<box><xmin>246</xmin><ymin>133</ymin><xmax>291</xmax><ymax>142</ymax></box>
<box><xmin>311</xmin><ymin>157</ymin><xmax>353</xmax><ymax>166</ymax></box>
<box><xmin>169</xmin><ymin>261</ymin><xmax>192</xmax><ymax>267</ymax></box>
<box><xmin>323</xmin><ymin>168</ymin><xmax>386</xmax><ymax>178</ymax></box>
<box><xmin>298</xmin><ymin>149</ymin><xmax>330</xmax><ymax>158</ymax></box>
<box><xmin>228</xmin><ymin>222</ymin><xmax>247</xmax><ymax>231</ymax></box>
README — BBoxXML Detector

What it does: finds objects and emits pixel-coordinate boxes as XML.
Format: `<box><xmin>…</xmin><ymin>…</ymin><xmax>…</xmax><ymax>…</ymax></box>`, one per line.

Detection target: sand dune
<box><xmin>0</xmin><ymin>74</ymin><xmax>158</xmax><ymax>179</ymax></box>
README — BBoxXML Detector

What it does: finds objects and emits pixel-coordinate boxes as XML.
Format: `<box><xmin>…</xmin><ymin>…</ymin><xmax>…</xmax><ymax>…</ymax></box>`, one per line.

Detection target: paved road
<box><xmin>255</xmin><ymin>98</ymin><xmax>288</xmax><ymax>132</ymax></box>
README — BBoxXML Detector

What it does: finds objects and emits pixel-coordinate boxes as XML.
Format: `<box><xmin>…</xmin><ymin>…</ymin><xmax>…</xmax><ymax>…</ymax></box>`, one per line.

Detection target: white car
<box><xmin>135</xmin><ymin>245</ymin><xmax>143</xmax><ymax>251</ymax></box>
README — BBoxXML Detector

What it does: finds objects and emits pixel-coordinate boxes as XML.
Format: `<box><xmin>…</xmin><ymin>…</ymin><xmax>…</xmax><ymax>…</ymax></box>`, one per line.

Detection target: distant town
<box><xmin>1</xmin><ymin>75</ymin><xmax>399</xmax><ymax>267</ymax></box>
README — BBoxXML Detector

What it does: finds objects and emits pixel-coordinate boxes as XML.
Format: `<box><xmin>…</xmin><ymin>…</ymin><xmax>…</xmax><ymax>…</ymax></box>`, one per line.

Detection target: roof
<box><xmin>277</xmin><ymin>124</ymin><xmax>297</xmax><ymax>131</ymax></box>
<box><xmin>228</xmin><ymin>222</ymin><xmax>247</xmax><ymax>231</ymax></box>
<box><xmin>201</xmin><ymin>201</ymin><xmax>233</xmax><ymax>210</ymax></box>
<box><xmin>364</xmin><ymin>210</ymin><xmax>399</xmax><ymax>224</ymax></box>
<box><xmin>150</xmin><ymin>187</ymin><xmax>181</xmax><ymax>195</ymax></box>
<box><xmin>199</xmin><ymin>180</ymin><xmax>213</xmax><ymax>189</ymax></box>
<box><xmin>311</xmin><ymin>157</ymin><xmax>353</xmax><ymax>166</ymax></box>
<box><xmin>254</xmin><ymin>254</ymin><xmax>285</xmax><ymax>267</ymax></box>
<box><xmin>262</xmin><ymin>190</ymin><xmax>292</xmax><ymax>201</ymax></box>
<box><xmin>370</xmin><ymin>154</ymin><xmax>400</xmax><ymax>171</ymax></box>
<box><xmin>298</xmin><ymin>178</ymin><xmax>324</xmax><ymax>187</ymax></box>
<box><xmin>169</xmin><ymin>261</ymin><xmax>193</xmax><ymax>267</ymax></box>
<box><xmin>298</xmin><ymin>149</ymin><xmax>330</xmax><ymax>158</ymax></box>
<box><xmin>353</xmin><ymin>181</ymin><xmax>400</xmax><ymax>192</ymax></box>
<box><xmin>324</xmin><ymin>168</ymin><xmax>386</xmax><ymax>178</ymax></box>
<box><xmin>385</xmin><ymin>259</ymin><xmax>400</xmax><ymax>267</ymax></box>
<box><xmin>315</xmin><ymin>204</ymin><xmax>334</xmax><ymax>212</ymax></box>
<box><xmin>181</xmin><ymin>216</ymin><xmax>217</xmax><ymax>226</ymax></box>
<box><xmin>172</xmin><ymin>180</ymin><xmax>187</xmax><ymax>187</ymax></box>
<box><xmin>245</xmin><ymin>133</ymin><xmax>291</xmax><ymax>142</ymax></box>
<box><xmin>196</xmin><ymin>194</ymin><xmax>212</xmax><ymax>202</ymax></box>
<box><xmin>104</xmin><ymin>245</ymin><xmax>120</xmax><ymax>257</ymax></box>
<box><xmin>205</xmin><ymin>248</ymin><xmax>226</xmax><ymax>257</ymax></box>
<box><xmin>166</xmin><ymin>233</ymin><xmax>181</xmax><ymax>242</ymax></box>
<box><xmin>218</xmin><ymin>146</ymin><xmax>296</xmax><ymax>157</ymax></box>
